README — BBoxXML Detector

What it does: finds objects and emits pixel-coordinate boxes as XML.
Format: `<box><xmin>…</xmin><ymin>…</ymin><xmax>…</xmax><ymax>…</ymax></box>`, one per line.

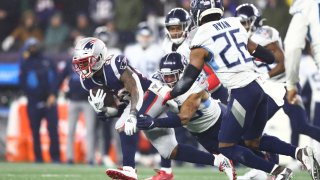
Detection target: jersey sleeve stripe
<box><xmin>111</xmin><ymin>57</ymin><xmax>120</xmax><ymax>79</ymax></box>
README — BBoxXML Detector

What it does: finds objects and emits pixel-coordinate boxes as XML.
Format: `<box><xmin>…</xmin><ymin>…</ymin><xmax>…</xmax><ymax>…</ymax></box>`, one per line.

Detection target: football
<box><xmin>91</xmin><ymin>86</ymin><xmax>118</xmax><ymax>108</ymax></box>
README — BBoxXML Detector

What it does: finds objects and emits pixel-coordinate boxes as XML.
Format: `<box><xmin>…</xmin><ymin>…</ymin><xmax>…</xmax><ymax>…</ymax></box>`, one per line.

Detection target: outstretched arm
<box><xmin>169</xmin><ymin>48</ymin><xmax>207</xmax><ymax>99</ymax></box>
<box><xmin>137</xmin><ymin>90</ymin><xmax>208</xmax><ymax>130</ymax></box>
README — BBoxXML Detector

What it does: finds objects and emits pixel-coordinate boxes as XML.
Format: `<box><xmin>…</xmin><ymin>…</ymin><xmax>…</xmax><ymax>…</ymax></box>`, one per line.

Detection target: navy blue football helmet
<box><xmin>190</xmin><ymin>0</ymin><xmax>224</xmax><ymax>26</ymax></box>
<box><xmin>235</xmin><ymin>3</ymin><xmax>262</xmax><ymax>32</ymax></box>
<box><xmin>165</xmin><ymin>8</ymin><xmax>191</xmax><ymax>45</ymax></box>
<box><xmin>159</xmin><ymin>52</ymin><xmax>187</xmax><ymax>87</ymax></box>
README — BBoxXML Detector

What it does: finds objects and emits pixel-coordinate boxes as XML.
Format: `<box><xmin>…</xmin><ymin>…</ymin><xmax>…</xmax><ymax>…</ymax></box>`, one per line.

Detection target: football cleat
<box><xmin>106</xmin><ymin>166</ymin><xmax>137</xmax><ymax>180</ymax></box>
<box><xmin>299</xmin><ymin>146</ymin><xmax>320</xmax><ymax>180</ymax></box>
<box><xmin>273</xmin><ymin>168</ymin><xmax>293</xmax><ymax>180</ymax></box>
<box><xmin>238</xmin><ymin>169</ymin><xmax>268</xmax><ymax>180</ymax></box>
<box><xmin>145</xmin><ymin>169</ymin><xmax>174</xmax><ymax>180</ymax></box>
<box><xmin>216</xmin><ymin>154</ymin><xmax>237</xmax><ymax>180</ymax></box>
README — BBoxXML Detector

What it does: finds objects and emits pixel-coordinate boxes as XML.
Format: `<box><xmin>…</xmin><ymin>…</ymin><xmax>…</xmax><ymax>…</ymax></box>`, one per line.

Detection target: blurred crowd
<box><xmin>0</xmin><ymin>0</ymin><xmax>292</xmax><ymax>54</ymax></box>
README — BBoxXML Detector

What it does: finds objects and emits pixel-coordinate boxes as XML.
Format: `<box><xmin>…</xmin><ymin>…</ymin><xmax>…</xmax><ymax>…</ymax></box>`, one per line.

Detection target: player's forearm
<box><xmin>251</xmin><ymin>45</ymin><xmax>275</xmax><ymax>64</ymax></box>
<box><xmin>268</xmin><ymin>53</ymin><xmax>285</xmax><ymax>78</ymax></box>
<box><xmin>267</xmin><ymin>43</ymin><xmax>285</xmax><ymax>78</ymax></box>
<box><xmin>285</xmin><ymin>47</ymin><xmax>302</xmax><ymax>90</ymax></box>
<box><xmin>121</xmin><ymin>69</ymin><xmax>142</xmax><ymax>114</ymax></box>
<box><xmin>170</xmin><ymin>64</ymin><xmax>201</xmax><ymax>98</ymax></box>
<box><xmin>179</xmin><ymin>93</ymin><xmax>202</xmax><ymax>125</ymax></box>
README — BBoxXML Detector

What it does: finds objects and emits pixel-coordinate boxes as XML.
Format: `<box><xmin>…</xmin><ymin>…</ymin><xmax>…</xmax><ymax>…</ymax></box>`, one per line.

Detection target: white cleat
<box><xmin>215</xmin><ymin>154</ymin><xmax>237</xmax><ymax>180</ymax></box>
<box><xmin>106</xmin><ymin>166</ymin><xmax>138</xmax><ymax>180</ymax></box>
<box><xmin>273</xmin><ymin>168</ymin><xmax>293</xmax><ymax>180</ymax></box>
<box><xmin>238</xmin><ymin>169</ymin><xmax>268</xmax><ymax>180</ymax></box>
<box><xmin>299</xmin><ymin>146</ymin><xmax>320</xmax><ymax>180</ymax></box>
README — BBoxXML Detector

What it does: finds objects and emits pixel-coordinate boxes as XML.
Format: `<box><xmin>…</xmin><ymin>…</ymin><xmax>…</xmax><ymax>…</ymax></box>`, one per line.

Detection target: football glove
<box><xmin>88</xmin><ymin>89</ymin><xmax>106</xmax><ymax>113</ymax></box>
<box><xmin>124</xmin><ymin>114</ymin><xmax>137</xmax><ymax>136</ymax></box>
<box><xmin>137</xmin><ymin>114</ymin><xmax>156</xmax><ymax>130</ymax></box>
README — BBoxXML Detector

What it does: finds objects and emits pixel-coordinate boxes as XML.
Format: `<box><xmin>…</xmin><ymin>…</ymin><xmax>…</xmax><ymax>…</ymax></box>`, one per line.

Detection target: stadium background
<box><xmin>0</xmin><ymin>0</ymin><xmax>318</xmax><ymax>179</ymax></box>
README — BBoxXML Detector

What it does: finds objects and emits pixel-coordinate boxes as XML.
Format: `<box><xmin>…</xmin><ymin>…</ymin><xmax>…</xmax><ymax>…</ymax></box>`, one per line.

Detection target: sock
<box><xmin>155</xmin><ymin>112</ymin><xmax>182</xmax><ymax>128</ymax></box>
<box><xmin>174</xmin><ymin>144</ymin><xmax>214</xmax><ymax>166</ymax></box>
<box><xmin>219</xmin><ymin>145</ymin><xmax>275</xmax><ymax>173</ymax></box>
<box><xmin>119</xmin><ymin>132</ymin><xmax>138</xmax><ymax>168</ymax></box>
<box><xmin>160</xmin><ymin>156</ymin><xmax>171</xmax><ymax>168</ymax></box>
<box><xmin>160</xmin><ymin>167</ymin><xmax>172</xmax><ymax>174</ymax></box>
<box><xmin>259</xmin><ymin>135</ymin><xmax>297</xmax><ymax>159</ymax></box>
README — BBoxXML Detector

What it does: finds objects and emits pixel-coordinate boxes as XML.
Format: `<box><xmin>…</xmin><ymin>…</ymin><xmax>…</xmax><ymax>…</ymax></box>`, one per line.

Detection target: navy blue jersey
<box><xmin>81</xmin><ymin>54</ymin><xmax>151</xmax><ymax>94</ymax></box>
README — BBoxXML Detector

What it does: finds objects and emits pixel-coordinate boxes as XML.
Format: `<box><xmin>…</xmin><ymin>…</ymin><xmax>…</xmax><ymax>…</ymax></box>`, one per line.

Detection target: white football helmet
<box><xmin>72</xmin><ymin>37</ymin><xmax>108</xmax><ymax>79</ymax></box>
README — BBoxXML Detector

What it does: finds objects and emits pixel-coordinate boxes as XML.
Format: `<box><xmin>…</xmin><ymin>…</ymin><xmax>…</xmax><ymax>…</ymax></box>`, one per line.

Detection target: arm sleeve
<box><xmin>170</xmin><ymin>64</ymin><xmax>202</xmax><ymax>98</ymax></box>
<box><xmin>251</xmin><ymin>44</ymin><xmax>275</xmax><ymax>64</ymax></box>
<box><xmin>284</xmin><ymin>11</ymin><xmax>309</xmax><ymax>89</ymax></box>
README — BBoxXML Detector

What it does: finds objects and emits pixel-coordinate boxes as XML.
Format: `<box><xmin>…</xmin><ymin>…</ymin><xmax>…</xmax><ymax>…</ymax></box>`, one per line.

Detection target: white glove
<box><xmin>88</xmin><ymin>89</ymin><xmax>106</xmax><ymax>113</ymax></box>
<box><xmin>2</xmin><ymin>36</ymin><xmax>14</xmax><ymax>52</ymax></box>
<box><xmin>124</xmin><ymin>114</ymin><xmax>137</xmax><ymax>136</ymax></box>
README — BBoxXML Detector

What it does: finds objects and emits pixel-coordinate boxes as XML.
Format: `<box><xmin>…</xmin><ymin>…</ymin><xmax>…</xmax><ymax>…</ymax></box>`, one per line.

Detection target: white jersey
<box><xmin>162</xmin><ymin>36</ymin><xmax>191</xmax><ymax>61</ymax></box>
<box><xmin>191</xmin><ymin>17</ymin><xmax>258</xmax><ymax>89</ymax></box>
<box><xmin>173</xmin><ymin>72</ymin><xmax>221</xmax><ymax>133</ymax></box>
<box><xmin>250</xmin><ymin>25</ymin><xmax>285</xmax><ymax>82</ymax></box>
<box><xmin>285</xmin><ymin>0</ymin><xmax>320</xmax><ymax>87</ymax></box>
<box><xmin>124</xmin><ymin>43</ymin><xmax>165</xmax><ymax>79</ymax></box>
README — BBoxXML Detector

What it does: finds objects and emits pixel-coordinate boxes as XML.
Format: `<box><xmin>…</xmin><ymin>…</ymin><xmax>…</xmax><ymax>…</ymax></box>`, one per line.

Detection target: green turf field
<box><xmin>0</xmin><ymin>162</ymin><xmax>311</xmax><ymax>180</ymax></box>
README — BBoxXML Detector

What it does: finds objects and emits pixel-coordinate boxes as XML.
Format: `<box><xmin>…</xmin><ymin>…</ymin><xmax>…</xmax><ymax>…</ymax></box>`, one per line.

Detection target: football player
<box><xmin>235</xmin><ymin>4</ymin><xmax>320</xmax><ymax>179</ymax></box>
<box><xmin>285</xmin><ymin>0</ymin><xmax>320</xmax><ymax>105</ymax></box>
<box><xmin>162</xmin><ymin>7</ymin><xmax>228</xmax><ymax>104</ymax></box>
<box><xmin>161</xmin><ymin>0</ymin><xmax>320</xmax><ymax>179</ymax></box>
<box><xmin>138</xmin><ymin>52</ymin><xmax>236</xmax><ymax>180</ymax></box>
<box><xmin>72</xmin><ymin>37</ymin><xmax>234</xmax><ymax>180</ymax></box>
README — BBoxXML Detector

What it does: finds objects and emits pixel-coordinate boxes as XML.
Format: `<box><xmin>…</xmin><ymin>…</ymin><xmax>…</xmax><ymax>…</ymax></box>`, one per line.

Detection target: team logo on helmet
<box><xmin>83</xmin><ymin>40</ymin><xmax>96</xmax><ymax>50</ymax></box>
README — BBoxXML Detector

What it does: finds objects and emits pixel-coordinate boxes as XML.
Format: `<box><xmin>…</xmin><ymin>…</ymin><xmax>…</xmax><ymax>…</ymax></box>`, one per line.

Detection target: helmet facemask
<box><xmin>72</xmin><ymin>55</ymin><xmax>100</xmax><ymax>79</ymax></box>
<box><xmin>72</xmin><ymin>37</ymin><xmax>108</xmax><ymax>79</ymax></box>
<box><xmin>165</xmin><ymin>21</ymin><xmax>189</xmax><ymax>45</ymax></box>
<box><xmin>159</xmin><ymin>68</ymin><xmax>183</xmax><ymax>88</ymax></box>
<box><xmin>238</xmin><ymin>15</ymin><xmax>257</xmax><ymax>33</ymax></box>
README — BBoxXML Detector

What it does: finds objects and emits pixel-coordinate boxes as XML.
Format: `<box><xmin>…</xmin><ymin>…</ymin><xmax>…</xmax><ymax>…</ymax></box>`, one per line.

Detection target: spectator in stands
<box><xmin>124</xmin><ymin>23</ymin><xmax>164</xmax><ymax>79</ymax></box>
<box><xmin>56</xmin><ymin>60</ymin><xmax>96</xmax><ymax>165</ymax></box>
<box><xmin>2</xmin><ymin>10</ymin><xmax>43</xmax><ymax>52</ymax></box>
<box><xmin>70</xmin><ymin>13</ymin><xmax>93</xmax><ymax>43</ymax></box>
<box><xmin>44</xmin><ymin>11</ymin><xmax>70</xmax><ymax>53</ymax></box>
<box><xmin>114</xmin><ymin>0</ymin><xmax>143</xmax><ymax>49</ymax></box>
<box><xmin>0</xmin><ymin>0</ymin><xmax>20</xmax><ymax>44</ymax></box>
<box><xmin>223</xmin><ymin>0</ymin><xmax>238</xmax><ymax>17</ymax></box>
<box><xmin>89</xmin><ymin>0</ymin><xmax>114</xmax><ymax>26</ymax></box>
<box><xmin>32</xmin><ymin>0</ymin><xmax>56</xmax><ymax>30</ymax></box>
<box><xmin>19</xmin><ymin>37</ymin><xmax>60</xmax><ymax>163</ymax></box>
